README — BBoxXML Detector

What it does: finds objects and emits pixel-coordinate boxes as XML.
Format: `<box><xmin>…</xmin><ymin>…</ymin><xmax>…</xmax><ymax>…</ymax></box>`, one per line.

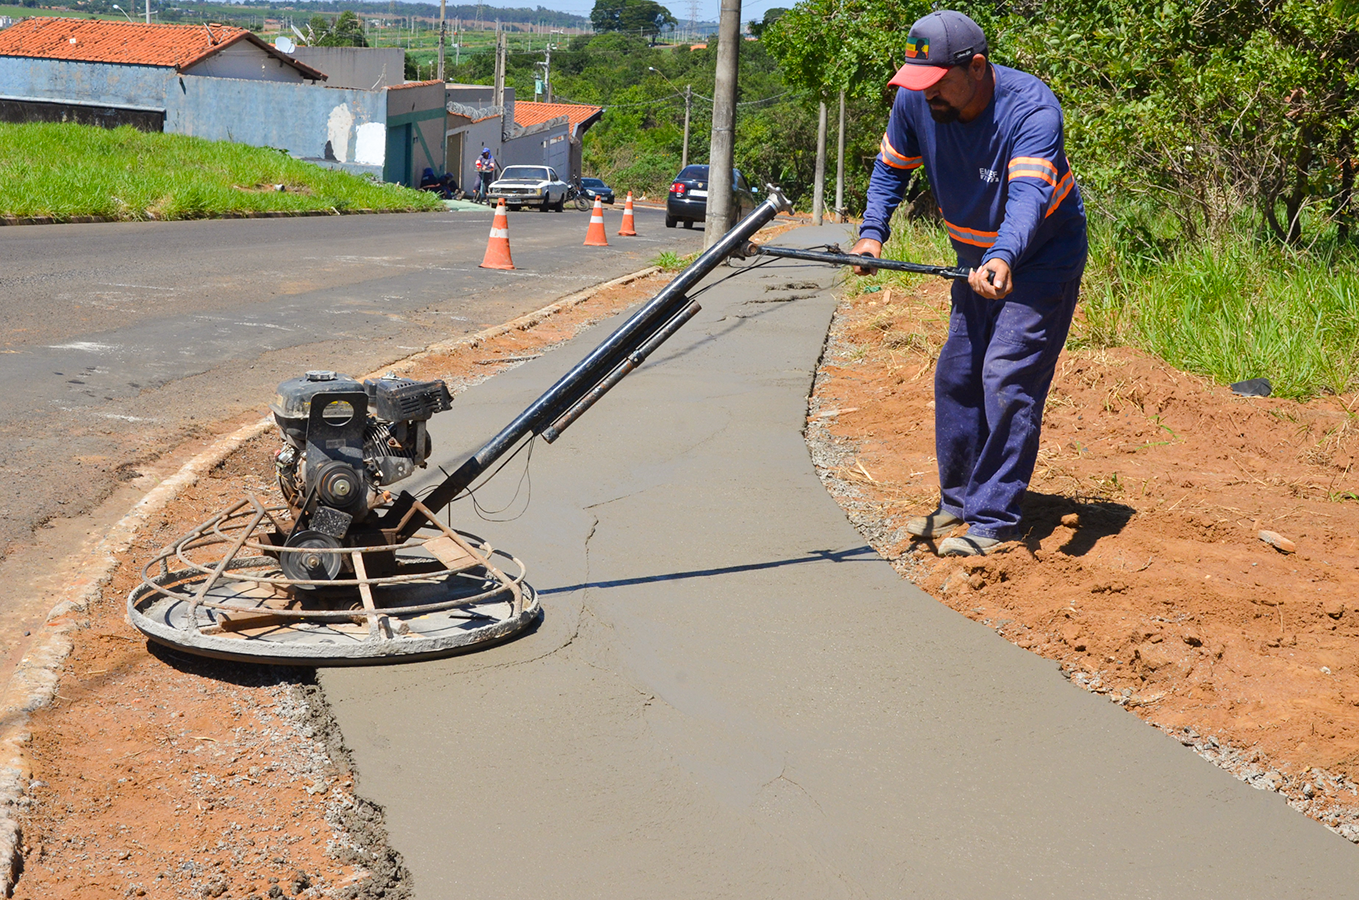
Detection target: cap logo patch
<box><xmin>905</xmin><ymin>36</ymin><xmax>929</xmax><ymax>59</ymax></box>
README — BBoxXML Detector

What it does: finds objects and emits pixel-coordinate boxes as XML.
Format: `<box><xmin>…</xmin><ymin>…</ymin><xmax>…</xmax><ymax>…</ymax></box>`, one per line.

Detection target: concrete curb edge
<box><xmin>0</xmin><ymin>263</ymin><xmax>662</xmax><ymax>896</ymax></box>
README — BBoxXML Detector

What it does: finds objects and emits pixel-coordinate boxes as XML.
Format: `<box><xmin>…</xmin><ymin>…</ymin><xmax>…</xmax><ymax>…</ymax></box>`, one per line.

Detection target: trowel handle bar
<box><xmin>540</xmin><ymin>298</ymin><xmax>702</xmax><ymax>443</ymax></box>
<box><xmin>743</xmin><ymin>243</ymin><xmax>972</xmax><ymax>280</ymax></box>
<box><xmin>384</xmin><ymin>187</ymin><xmax>795</xmax><ymax>536</ymax></box>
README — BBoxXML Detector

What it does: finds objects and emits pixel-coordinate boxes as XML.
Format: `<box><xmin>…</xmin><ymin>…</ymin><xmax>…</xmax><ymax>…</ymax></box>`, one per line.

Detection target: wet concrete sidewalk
<box><xmin>321</xmin><ymin>224</ymin><xmax>1359</xmax><ymax>898</ymax></box>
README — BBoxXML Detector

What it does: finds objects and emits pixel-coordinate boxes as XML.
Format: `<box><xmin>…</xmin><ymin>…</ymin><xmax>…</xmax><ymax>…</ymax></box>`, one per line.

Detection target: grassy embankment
<box><xmin>856</xmin><ymin>216</ymin><xmax>1359</xmax><ymax>402</ymax></box>
<box><xmin>0</xmin><ymin>122</ymin><xmax>442</xmax><ymax>220</ymax></box>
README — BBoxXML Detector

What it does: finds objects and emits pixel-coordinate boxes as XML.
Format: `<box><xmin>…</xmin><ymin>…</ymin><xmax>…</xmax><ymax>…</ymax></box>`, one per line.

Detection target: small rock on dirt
<box><xmin>1060</xmin><ymin>512</ymin><xmax>1081</xmax><ymax>527</ymax></box>
<box><xmin>1258</xmin><ymin>530</ymin><xmax>1296</xmax><ymax>553</ymax></box>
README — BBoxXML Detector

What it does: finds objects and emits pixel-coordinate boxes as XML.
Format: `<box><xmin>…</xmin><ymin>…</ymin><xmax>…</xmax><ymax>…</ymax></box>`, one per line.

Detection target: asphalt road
<box><xmin>323</xmin><ymin>223</ymin><xmax>1359</xmax><ymax>898</ymax></box>
<box><xmin>0</xmin><ymin>204</ymin><xmax>702</xmax><ymax>673</ymax></box>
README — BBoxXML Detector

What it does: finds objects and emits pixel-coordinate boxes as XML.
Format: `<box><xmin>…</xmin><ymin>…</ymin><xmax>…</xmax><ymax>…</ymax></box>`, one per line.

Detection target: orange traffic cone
<box><xmin>584</xmin><ymin>197</ymin><xmax>609</xmax><ymax>246</ymax></box>
<box><xmin>479</xmin><ymin>199</ymin><xmax>515</xmax><ymax>270</ymax></box>
<box><xmin>617</xmin><ymin>192</ymin><xmax>637</xmax><ymax>236</ymax></box>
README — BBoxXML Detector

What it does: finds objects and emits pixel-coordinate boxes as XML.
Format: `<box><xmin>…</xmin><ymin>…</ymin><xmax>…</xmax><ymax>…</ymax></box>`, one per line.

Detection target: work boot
<box><xmin>905</xmin><ymin>508</ymin><xmax>964</xmax><ymax>538</ymax></box>
<box><xmin>938</xmin><ymin>535</ymin><xmax>1004</xmax><ymax>557</ymax></box>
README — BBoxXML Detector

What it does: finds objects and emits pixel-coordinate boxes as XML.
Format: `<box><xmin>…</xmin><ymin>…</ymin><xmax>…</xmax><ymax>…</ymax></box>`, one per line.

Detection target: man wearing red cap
<box><xmin>852</xmin><ymin>10</ymin><xmax>1087</xmax><ymax>557</ymax></box>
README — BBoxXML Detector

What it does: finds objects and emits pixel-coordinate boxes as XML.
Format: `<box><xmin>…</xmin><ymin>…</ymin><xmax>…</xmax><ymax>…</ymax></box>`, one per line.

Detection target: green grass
<box><xmin>0</xmin><ymin>122</ymin><xmax>442</xmax><ymax>220</ymax></box>
<box><xmin>847</xmin><ymin>216</ymin><xmax>955</xmax><ymax>295</ymax></box>
<box><xmin>1080</xmin><ymin>228</ymin><xmax>1359</xmax><ymax>400</ymax></box>
<box><xmin>856</xmin><ymin>214</ymin><xmax>1359</xmax><ymax>401</ymax></box>
<box><xmin>652</xmin><ymin>250</ymin><xmax>697</xmax><ymax>272</ymax></box>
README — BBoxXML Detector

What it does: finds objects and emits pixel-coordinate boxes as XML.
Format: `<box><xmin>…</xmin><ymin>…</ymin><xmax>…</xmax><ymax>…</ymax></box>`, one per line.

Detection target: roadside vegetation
<box><xmin>867</xmin><ymin>218</ymin><xmax>1359</xmax><ymax>401</ymax></box>
<box><xmin>652</xmin><ymin>249</ymin><xmax>697</xmax><ymax>271</ymax></box>
<box><xmin>0</xmin><ymin>122</ymin><xmax>441</xmax><ymax>220</ymax></box>
<box><xmin>770</xmin><ymin>0</ymin><xmax>1359</xmax><ymax>400</ymax></box>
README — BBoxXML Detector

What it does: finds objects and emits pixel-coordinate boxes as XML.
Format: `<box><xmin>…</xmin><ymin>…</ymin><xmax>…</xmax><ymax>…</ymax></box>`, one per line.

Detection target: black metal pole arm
<box><xmin>382</xmin><ymin>187</ymin><xmax>795</xmax><ymax>535</ymax></box>
<box><xmin>743</xmin><ymin>243</ymin><xmax>972</xmax><ymax>280</ymax></box>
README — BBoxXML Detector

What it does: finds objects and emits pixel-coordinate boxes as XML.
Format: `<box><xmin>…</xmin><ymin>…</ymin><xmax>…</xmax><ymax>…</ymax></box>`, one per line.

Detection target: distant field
<box><xmin>0</xmin><ymin>5</ymin><xmax>103</xmax><ymax>16</ymax></box>
<box><xmin>0</xmin><ymin>122</ymin><xmax>442</xmax><ymax>220</ymax></box>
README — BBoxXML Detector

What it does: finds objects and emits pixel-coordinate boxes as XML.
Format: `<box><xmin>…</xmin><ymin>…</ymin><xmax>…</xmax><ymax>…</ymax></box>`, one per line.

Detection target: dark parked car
<box><xmin>580</xmin><ymin>177</ymin><xmax>615</xmax><ymax>204</ymax></box>
<box><xmin>665</xmin><ymin>165</ymin><xmax>758</xmax><ymax>229</ymax></box>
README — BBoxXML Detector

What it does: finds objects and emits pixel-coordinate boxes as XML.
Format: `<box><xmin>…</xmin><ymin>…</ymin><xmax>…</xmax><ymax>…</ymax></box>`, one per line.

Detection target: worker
<box><xmin>851</xmin><ymin>10</ymin><xmax>1088</xmax><ymax>556</ymax></box>
<box><xmin>474</xmin><ymin>148</ymin><xmax>497</xmax><ymax>203</ymax></box>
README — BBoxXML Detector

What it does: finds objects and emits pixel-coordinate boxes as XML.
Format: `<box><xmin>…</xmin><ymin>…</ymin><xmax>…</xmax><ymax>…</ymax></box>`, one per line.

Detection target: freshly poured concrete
<box><xmin>321</xmin><ymin>225</ymin><xmax>1359</xmax><ymax>897</ymax></box>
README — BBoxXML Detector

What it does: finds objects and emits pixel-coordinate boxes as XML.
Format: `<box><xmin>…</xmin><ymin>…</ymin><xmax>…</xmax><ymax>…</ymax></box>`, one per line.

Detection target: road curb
<box><xmin>0</xmin><ymin>207</ymin><xmax>441</xmax><ymax>228</ymax></box>
<box><xmin>0</xmin><ymin>263</ymin><xmax>662</xmax><ymax>896</ymax></box>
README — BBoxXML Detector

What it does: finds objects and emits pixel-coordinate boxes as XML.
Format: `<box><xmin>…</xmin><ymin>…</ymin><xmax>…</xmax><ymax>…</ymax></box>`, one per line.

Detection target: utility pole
<box><xmin>535</xmin><ymin>43</ymin><xmax>546</xmax><ymax>103</ymax></box>
<box><xmin>704</xmin><ymin>0</ymin><xmax>741</xmax><ymax>247</ymax></box>
<box><xmin>493</xmin><ymin>27</ymin><xmax>506</xmax><ymax>112</ymax></box>
<box><xmin>437</xmin><ymin>0</ymin><xmax>446</xmax><ymax>83</ymax></box>
<box><xmin>144</xmin><ymin>0</ymin><xmax>150</xmax><ymax>24</ymax></box>
<box><xmin>681</xmin><ymin>84</ymin><xmax>691</xmax><ymax>168</ymax></box>
<box><xmin>813</xmin><ymin>100</ymin><xmax>827</xmax><ymax>225</ymax></box>
<box><xmin>835</xmin><ymin>90</ymin><xmax>846</xmax><ymax>222</ymax></box>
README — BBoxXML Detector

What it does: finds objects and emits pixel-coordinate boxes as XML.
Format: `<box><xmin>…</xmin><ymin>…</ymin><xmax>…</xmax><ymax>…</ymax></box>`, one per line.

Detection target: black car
<box><xmin>580</xmin><ymin>177</ymin><xmax>615</xmax><ymax>204</ymax></box>
<box><xmin>665</xmin><ymin>165</ymin><xmax>758</xmax><ymax>229</ymax></box>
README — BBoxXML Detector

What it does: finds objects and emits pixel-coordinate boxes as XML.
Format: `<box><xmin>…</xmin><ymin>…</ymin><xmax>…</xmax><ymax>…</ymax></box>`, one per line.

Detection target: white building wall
<box><xmin>182</xmin><ymin>42</ymin><xmax>311</xmax><ymax>83</ymax></box>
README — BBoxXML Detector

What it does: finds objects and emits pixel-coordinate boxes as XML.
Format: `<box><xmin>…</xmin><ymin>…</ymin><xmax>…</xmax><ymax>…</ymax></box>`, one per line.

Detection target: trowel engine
<box><xmin>269</xmin><ymin>370</ymin><xmax>452</xmax><ymax>579</ymax></box>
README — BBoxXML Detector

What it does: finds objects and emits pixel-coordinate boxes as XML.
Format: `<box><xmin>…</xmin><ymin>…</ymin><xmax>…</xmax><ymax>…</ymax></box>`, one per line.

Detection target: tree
<box><xmin>309</xmin><ymin>10</ymin><xmax>369</xmax><ymax>48</ymax></box>
<box><xmin>1010</xmin><ymin>0</ymin><xmax>1359</xmax><ymax>245</ymax></box>
<box><xmin>766</xmin><ymin>0</ymin><xmax>1359</xmax><ymax>245</ymax></box>
<box><xmin>748</xmin><ymin>7</ymin><xmax>788</xmax><ymax>38</ymax></box>
<box><xmin>591</xmin><ymin>0</ymin><xmax>677</xmax><ymax>39</ymax></box>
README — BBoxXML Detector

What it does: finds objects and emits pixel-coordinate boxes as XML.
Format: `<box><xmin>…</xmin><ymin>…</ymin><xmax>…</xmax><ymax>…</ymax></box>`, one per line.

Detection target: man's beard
<box><xmin>929</xmin><ymin>101</ymin><xmax>961</xmax><ymax>123</ymax></box>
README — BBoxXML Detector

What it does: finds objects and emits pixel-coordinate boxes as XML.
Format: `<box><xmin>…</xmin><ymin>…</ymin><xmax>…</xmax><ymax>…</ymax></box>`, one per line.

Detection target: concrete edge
<box><xmin>0</xmin><ymin>263</ymin><xmax>663</xmax><ymax>896</ymax></box>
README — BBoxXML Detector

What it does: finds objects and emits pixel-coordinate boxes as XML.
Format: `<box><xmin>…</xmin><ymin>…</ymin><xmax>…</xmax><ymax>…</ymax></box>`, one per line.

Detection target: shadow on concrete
<box><xmin>539</xmin><ymin>544</ymin><xmax>879</xmax><ymax>595</ymax></box>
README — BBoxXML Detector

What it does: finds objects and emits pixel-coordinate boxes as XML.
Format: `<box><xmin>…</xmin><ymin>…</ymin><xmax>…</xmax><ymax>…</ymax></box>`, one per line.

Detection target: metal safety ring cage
<box><xmin>127</xmin><ymin>492</ymin><xmax>539</xmax><ymax>666</ymax></box>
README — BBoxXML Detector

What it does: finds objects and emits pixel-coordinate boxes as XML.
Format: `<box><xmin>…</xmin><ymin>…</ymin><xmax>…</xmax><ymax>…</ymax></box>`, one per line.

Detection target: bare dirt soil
<box><xmin>9</xmin><ymin>273</ymin><xmax>673</xmax><ymax>900</ymax></box>
<box><xmin>807</xmin><ymin>277</ymin><xmax>1359</xmax><ymax>841</ymax></box>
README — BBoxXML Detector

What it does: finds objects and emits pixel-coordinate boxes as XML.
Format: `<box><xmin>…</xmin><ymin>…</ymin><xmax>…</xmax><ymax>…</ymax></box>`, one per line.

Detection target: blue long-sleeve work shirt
<box><xmin>860</xmin><ymin>64</ymin><xmax>1087</xmax><ymax>283</ymax></box>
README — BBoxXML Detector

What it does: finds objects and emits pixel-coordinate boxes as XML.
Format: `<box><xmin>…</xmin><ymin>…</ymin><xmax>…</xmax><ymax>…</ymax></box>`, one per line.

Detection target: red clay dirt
<box><xmin>808</xmin><ymin>277</ymin><xmax>1359</xmax><ymax>839</ymax></box>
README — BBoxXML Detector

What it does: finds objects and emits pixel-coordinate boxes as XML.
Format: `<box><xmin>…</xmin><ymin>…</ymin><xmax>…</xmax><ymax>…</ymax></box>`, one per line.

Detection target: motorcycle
<box><xmin>564</xmin><ymin>176</ymin><xmax>593</xmax><ymax>212</ymax></box>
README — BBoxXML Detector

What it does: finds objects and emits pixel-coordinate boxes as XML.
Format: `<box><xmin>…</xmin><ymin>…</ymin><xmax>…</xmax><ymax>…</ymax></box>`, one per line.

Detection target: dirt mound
<box><xmin>809</xmin><ymin>279</ymin><xmax>1359</xmax><ymax>839</ymax></box>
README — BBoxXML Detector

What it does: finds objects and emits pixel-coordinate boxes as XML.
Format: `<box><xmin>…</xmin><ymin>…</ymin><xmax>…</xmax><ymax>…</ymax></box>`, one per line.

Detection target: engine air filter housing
<box><xmin>270</xmin><ymin>370</ymin><xmax>365</xmax><ymax>447</ymax></box>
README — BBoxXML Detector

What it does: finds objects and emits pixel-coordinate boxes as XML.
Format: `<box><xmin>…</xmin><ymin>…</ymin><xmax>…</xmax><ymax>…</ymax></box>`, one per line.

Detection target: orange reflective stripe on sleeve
<box><xmin>879</xmin><ymin>134</ymin><xmax>922</xmax><ymax>170</ymax></box>
<box><xmin>1008</xmin><ymin>156</ymin><xmax>1058</xmax><ymax>176</ymax></box>
<box><xmin>944</xmin><ymin>218</ymin><xmax>999</xmax><ymax>247</ymax></box>
<box><xmin>1008</xmin><ymin>156</ymin><xmax>1059</xmax><ymax>187</ymax></box>
<box><xmin>1044</xmin><ymin>171</ymin><xmax>1075</xmax><ymax>217</ymax></box>
<box><xmin>1007</xmin><ymin>166</ymin><xmax>1058</xmax><ymax>187</ymax></box>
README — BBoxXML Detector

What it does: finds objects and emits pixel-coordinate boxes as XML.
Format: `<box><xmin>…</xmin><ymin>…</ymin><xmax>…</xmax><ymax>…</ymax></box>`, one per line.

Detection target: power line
<box><xmin>549</xmin><ymin>86</ymin><xmax>805</xmax><ymax>111</ymax></box>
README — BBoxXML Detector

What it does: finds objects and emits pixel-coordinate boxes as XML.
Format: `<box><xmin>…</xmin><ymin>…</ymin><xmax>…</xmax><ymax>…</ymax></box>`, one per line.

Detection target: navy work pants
<box><xmin>934</xmin><ymin>276</ymin><xmax>1081</xmax><ymax>540</ymax></box>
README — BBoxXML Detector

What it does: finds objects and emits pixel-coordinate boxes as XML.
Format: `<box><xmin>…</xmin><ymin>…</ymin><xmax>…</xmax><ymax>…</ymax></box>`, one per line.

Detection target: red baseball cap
<box><xmin>889</xmin><ymin>10</ymin><xmax>988</xmax><ymax>91</ymax></box>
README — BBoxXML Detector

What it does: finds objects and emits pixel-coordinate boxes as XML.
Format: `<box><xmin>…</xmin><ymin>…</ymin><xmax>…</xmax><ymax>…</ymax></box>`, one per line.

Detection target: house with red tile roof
<box><xmin>0</xmin><ymin>19</ymin><xmax>448</xmax><ymax>187</ymax></box>
<box><xmin>0</xmin><ymin>18</ymin><xmax>324</xmax><ymax>82</ymax></box>
<box><xmin>511</xmin><ymin>100</ymin><xmax>603</xmax><ymax>185</ymax></box>
<box><xmin>442</xmin><ymin>83</ymin><xmax>603</xmax><ymax>188</ymax></box>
